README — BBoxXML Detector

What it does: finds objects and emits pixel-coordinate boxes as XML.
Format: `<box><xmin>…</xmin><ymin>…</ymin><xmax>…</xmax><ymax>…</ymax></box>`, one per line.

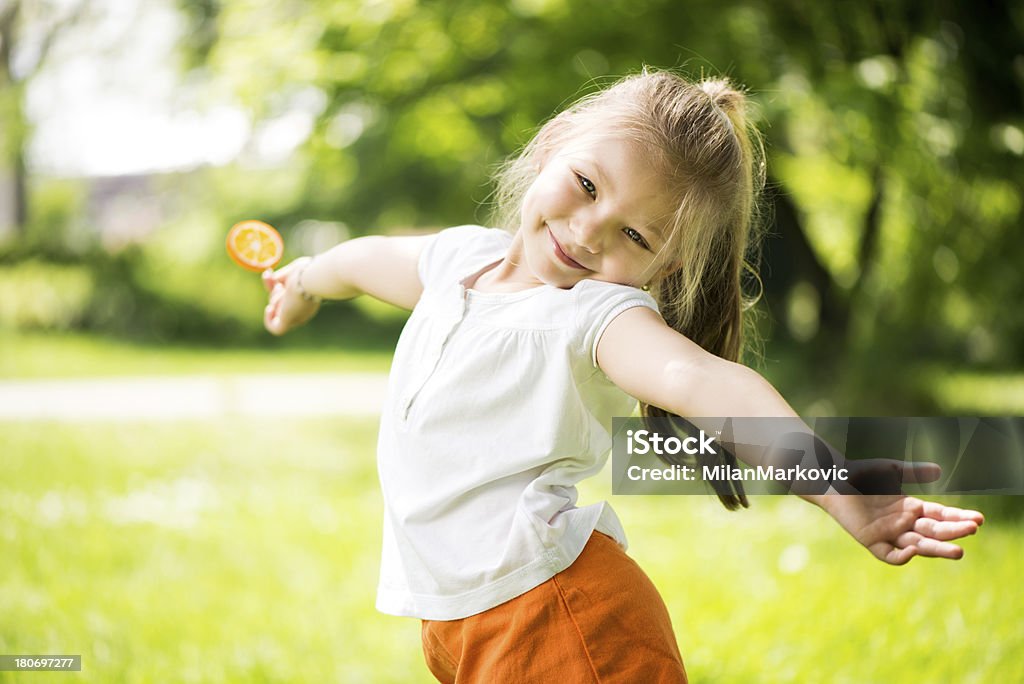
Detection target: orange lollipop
<box><xmin>226</xmin><ymin>220</ymin><xmax>284</xmax><ymax>272</ymax></box>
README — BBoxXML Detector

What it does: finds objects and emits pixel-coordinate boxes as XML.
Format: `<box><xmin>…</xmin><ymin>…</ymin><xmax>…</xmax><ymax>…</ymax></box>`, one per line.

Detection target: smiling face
<box><xmin>511</xmin><ymin>134</ymin><xmax>678</xmax><ymax>290</ymax></box>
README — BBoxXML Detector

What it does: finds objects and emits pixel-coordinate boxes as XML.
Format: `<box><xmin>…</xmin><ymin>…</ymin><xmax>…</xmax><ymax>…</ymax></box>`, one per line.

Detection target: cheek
<box><xmin>520</xmin><ymin>181</ymin><xmax>549</xmax><ymax>219</ymax></box>
<box><xmin>615</xmin><ymin>253</ymin><xmax>660</xmax><ymax>283</ymax></box>
<box><xmin>529</xmin><ymin>170</ymin><xmax>573</xmax><ymax>209</ymax></box>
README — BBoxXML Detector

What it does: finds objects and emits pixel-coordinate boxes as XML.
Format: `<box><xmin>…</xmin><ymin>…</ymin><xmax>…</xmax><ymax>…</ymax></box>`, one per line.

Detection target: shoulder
<box><xmin>572</xmin><ymin>279</ymin><xmax>661</xmax><ymax>367</ymax></box>
<box><xmin>573</xmin><ymin>279</ymin><xmax>660</xmax><ymax>316</ymax></box>
<box><xmin>419</xmin><ymin>225</ymin><xmax>512</xmax><ymax>287</ymax></box>
<box><xmin>428</xmin><ymin>225</ymin><xmax>512</xmax><ymax>252</ymax></box>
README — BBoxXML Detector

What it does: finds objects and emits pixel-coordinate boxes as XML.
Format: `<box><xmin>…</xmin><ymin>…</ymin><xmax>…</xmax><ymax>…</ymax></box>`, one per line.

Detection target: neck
<box><xmin>472</xmin><ymin>233</ymin><xmax>544</xmax><ymax>293</ymax></box>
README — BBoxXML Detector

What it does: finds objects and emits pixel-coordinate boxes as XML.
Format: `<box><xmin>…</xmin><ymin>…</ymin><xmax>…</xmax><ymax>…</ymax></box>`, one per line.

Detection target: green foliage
<box><xmin>23</xmin><ymin>178</ymin><xmax>89</xmax><ymax>248</ymax></box>
<box><xmin>3</xmin><ymin>1</ymin><xmax>1021</xmax><ymax>408</ymax></box>
<box><xmin>3</xmin><ymin>167</ymin><xmax>409</xmax><ymax>346</ymax></box>
<box><xmin>0</xmin><ymin>240</ymin><xmax>406</xmax><ymax>347</ymax></box>
<box><xmin>0</xmin><ymin>331</ymin><xmax>395</xmax><ymax>378</ymax></box>
<box><xmin>0</xmin><ymin>260</ymin><xmax>94</xmax><ymax>330</ymax></box>
<box><xmin>175</xmin><ymin>0</ymin><xmax>1022</xmax><ymax>383</ymax></box>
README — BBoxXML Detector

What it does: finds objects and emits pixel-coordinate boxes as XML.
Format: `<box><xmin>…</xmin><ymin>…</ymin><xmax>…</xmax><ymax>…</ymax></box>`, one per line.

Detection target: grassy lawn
<box><xmin>0</xmin><ymin>331</ymin><xmax>395</xmax><ymax>378</ymax></box>
<box><xmin>12</xmin><ymin>332</ymin><xmax>1024</xmax><ymax>421</ymax></box>
<box><xmin>2</xmin><ymin>417</ymin><xmax>1020</xmax><ymax>683</ymax></box>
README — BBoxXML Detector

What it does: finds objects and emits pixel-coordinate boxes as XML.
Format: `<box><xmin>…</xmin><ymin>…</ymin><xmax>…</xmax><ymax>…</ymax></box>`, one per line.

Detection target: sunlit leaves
<box><xmin>175</xmin><ymin>0</ymin><xmax>1023</xmax><ymax>375</ymax></box>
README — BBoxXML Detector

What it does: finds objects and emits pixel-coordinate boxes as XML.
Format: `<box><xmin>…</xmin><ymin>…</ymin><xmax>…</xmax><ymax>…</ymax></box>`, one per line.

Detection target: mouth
<box><xmin>547</xmin><ymin>226</ymin><xmax>588</xmax><ymax>271</ymax></box>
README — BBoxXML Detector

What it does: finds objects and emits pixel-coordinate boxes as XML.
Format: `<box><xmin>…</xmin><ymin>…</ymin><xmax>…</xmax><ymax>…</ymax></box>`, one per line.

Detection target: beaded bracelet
<box><xmin>295</xmin><ymin>260</ymin><xmax>323</xmax><ymax>304</ymax></box>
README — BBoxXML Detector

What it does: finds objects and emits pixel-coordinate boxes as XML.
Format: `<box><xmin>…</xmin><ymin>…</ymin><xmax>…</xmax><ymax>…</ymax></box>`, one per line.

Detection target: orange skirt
<box><xmin>420</xmin><ymin>532</ymin><xmax>687</xmax><ymax>683</ymax></box>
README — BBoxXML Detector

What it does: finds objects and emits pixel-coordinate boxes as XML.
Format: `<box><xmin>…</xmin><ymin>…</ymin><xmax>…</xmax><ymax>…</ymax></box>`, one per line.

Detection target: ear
<box><xmin>642</xmin><ymin>259</ymin><xmax>680</xmax><ymax>293</ymax></box>
<box><xmin>661</xmin><ymin>258</ymin><xmax>683</xmax><ymax>276</ymax></box>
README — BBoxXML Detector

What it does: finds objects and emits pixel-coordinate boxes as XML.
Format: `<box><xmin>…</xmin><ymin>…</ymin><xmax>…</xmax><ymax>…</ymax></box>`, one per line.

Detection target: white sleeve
<box><xmin>415</xmin><ymin>231</ymin><xmax>443</xmax><ymax>288</ymax></box>
<box><xmin>576</xmin><ymin>281</ymin><xmax>661</xmax><ymax>368</ymax></box>
<box><xmin>416</xmin><ymin>225</ymin><xmax>496</xmax><ymax>290</ymax></box>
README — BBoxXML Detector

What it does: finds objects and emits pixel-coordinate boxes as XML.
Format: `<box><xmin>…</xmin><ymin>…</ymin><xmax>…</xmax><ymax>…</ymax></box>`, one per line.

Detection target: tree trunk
<box><xmin>12</xmin><ymin>140</ymin><xmax>27</xmax><ymax>230</ymax></box>
<box><xmin>762</xmin><ymin>182</ymin><xmax>850</xmax><ymax>341</ymax></box>
<box><xmin>847</xmin><ymin>166</ymin><xmax>884</xmax><ymax>324</ymax></box>
<box><xmin>0</xmin><ymin>0</ymin><xmax>27</xmax><ymax>237</ymax></box>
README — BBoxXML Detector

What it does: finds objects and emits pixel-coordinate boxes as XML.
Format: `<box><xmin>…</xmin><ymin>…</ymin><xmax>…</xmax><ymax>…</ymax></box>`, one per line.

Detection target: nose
<box><xmin>570</xmin><ymin>210</ymin><xmax>612</xmax><ymax>254</ymax></box>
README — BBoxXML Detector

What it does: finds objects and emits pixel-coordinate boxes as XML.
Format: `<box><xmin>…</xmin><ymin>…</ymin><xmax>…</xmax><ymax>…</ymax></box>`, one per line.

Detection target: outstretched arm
<box><xmin>597</xmin><ymin>306</ymin><xmax>983</xmax><ymax>564</ymax></box>
<box><xmin>262</xmin><ymin>233</ymin><xmax>434</xmax><ymax>335</ymax></box>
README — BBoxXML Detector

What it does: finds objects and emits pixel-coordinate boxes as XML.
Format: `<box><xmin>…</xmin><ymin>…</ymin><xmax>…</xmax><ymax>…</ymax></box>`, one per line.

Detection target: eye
<box><xmin>623</xmin><ymin>227</ymin><xmax>650</xmax><ymax>250</ymax></box>
<box><xmin>576</xmin><ymin>173</ymin><xmax>596</xmax><ymax>198</ymax></box>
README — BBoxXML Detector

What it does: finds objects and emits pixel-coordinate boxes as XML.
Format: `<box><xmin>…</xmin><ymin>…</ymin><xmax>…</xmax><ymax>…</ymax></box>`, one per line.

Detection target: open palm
<box><xmin>824</xmin><ymin>495</ymin><xmax>984</xmax><ymax>565</ymax></box>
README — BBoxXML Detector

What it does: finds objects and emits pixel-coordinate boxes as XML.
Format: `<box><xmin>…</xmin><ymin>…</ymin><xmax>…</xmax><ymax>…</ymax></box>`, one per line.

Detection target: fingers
<box><xmin>262</xmin><ymin>258</ymin><xmax>314</xmax><ymax>335</ymax></box>
<box><xmin>895</xmin><ymin>531</ymin><xmax>966</xmax><ymax>560</ymax></box>
<box><xmin>263</xmin><ymin>258</ymin><xmax>304</xmax><ymax>293</ymax></box>
<box><xmin>871</xmin><ymin>542</ymin><xmax>916</xmax><ymax>566</ymax></box>
<box><xmin>885</xmin><ymin>503</ymin><xmax>978</xmax><ymax>562</ymax></box>
<box><xmin>906</xmin><ymin>498</ymin><xmax>977</xmax><ymax>535</ymax></box>
<box><xmin>264</xmin><ymin>308</ymin><xmax>281</xmax><ymax>335</ymax></box>
<box><xmin>875</xmin><ymin>534</ymin><xmax>963</xmax><ymax>565</ymax></box>
<box><xmin>264</xmin><ymin>279</ymin><xmax>292</xmax><ymax>335</ymax></box>
<box><xmin>264</xmin><ymin>299</ymin><xmax>283</xmax><ymax>335</ymax></box>
<box><xmin>913</xmin><ymin>517</ymin><xmax>979</xmax><ymax>541</ymax></box>
<box><xmin>263</xmin><ymin>278</ymin><xmax>320</xmax><ymax>336</ymax></box>
<box><xmin>263</xmin><ymin>282</ymin><xmax>282</xmax><ymax>333</ymax></box>
<box><xmin>262</xmin><ymin>267</ymin><xmax>290</xmax><ymax>293</ymax></box>
<box><xmin>864</xmin><ymin>497</ymin><xmax>980</xmax><ymax>564</ymax></box>
<box><xmin>846</xmin><ymin>460</ymin><xmax>939</xmax><ymax>492</ymax></box>
<box><xmin>889</xmin><ymin>545</ymin><xmax>917</xmax><ymax>565</ymax></box>
<box><xmin>920</xmin><ymin>500</ymin><xmax>985</xmax><ymax>525</ymax></box>
<box><xmin>901</xmin><ymin>462</ymin><xmax>942</xmax><ymax>484</ymax></box>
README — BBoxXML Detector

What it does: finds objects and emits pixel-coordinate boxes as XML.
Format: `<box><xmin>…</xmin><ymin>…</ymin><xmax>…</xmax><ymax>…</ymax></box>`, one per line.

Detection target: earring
<box><xmin>642</xmin><ymin>284</ymin><xmax>650</xmax><ymax>291</ymax></box>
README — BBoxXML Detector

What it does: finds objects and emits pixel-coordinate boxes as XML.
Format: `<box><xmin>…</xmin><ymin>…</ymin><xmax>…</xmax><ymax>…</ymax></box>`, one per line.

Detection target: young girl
<box><xmin>261</xmin><ymin>70</ymin><xmax>983</xmax><ymax>682</ymax></box>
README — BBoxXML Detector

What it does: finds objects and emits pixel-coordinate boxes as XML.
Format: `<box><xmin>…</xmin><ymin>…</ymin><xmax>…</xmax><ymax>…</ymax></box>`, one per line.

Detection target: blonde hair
<box><xmin>492</xmin><ymin>68</ymin><xmax>766</xmax><ymax>509</ymax></box>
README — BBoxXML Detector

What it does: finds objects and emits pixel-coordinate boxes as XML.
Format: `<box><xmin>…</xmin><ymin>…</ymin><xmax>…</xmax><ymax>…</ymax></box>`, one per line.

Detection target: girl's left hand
<box><xmin>822</xmin><ymin>495</ymin><xmax>984</xmax><ymax>565</ymax></box>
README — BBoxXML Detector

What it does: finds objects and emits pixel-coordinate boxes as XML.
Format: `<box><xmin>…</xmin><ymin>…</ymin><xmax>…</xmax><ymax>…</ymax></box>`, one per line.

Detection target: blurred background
<box><xmin>1</xmin><ymin>0</ymin><xmax>1022</xmax><ymax>682</ymax></box>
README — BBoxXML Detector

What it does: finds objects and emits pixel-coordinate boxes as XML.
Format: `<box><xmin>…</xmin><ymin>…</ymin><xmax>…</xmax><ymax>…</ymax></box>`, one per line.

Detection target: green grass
<box><xmin>0</xmin><ymin>331</ymin><xmax>394</xmax><ymax>378</ymax></box>
<box><xmin>588</xmin><ymin>482</ymin><xmax>1022</xmax><ymax>683</ymax></box>
<box><xmin>2</xmin><ymin>418</ymin><xmax>1020</xmax><ymax>682</ymax></box>
<box><xmin>8</xmin><ymin>331</ymin><xmax>1023</xmax><ymax>420</ymax></box>
<box><xmin>1</xmin><ymin>418</ymin><xmax>428</xmax><ymax>683</ymax></box>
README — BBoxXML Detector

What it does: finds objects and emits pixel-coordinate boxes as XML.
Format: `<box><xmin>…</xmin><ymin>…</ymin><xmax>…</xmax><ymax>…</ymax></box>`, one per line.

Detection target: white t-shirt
<box><xmin>375</xmin><ymin>225</ymin><xmax>660</xmax><ymax>620</ymax></box>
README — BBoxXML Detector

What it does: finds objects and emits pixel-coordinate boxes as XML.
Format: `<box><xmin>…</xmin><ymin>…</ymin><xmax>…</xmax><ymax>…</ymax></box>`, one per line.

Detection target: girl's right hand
<box><xmin>262</xmin><ymin>257</ymin><xmax>321</xmax><ymax>335</ymax></box>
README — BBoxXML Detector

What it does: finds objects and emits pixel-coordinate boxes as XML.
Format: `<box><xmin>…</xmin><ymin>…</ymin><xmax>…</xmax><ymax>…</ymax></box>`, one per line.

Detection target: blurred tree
<box><xmin>757</xmin><ymin>0</ymin><xmax>1024</xmax><ymax>374</ymax></box>
<box><xmin>0</xmin><ymin>0</ymin><xmax>90</xmax><ymax>238</ymax></box>
<box><xmin>169</xmin><ymin>0</ymin><xmax>1023</xmax><ymax>404</ymax></box>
